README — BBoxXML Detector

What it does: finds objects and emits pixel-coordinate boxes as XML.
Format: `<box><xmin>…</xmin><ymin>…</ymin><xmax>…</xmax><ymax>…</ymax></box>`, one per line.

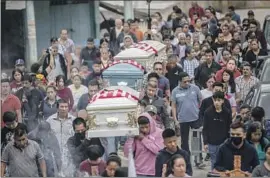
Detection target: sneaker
<box><xmin>195</xmin><ymin>162</ymin><xmax>206</xmax><ymax>169</ymax></box>
<box><xmin>204</xmin><ymin>153</ymin><xmax>210</xmax><ymax>161</ymax></box>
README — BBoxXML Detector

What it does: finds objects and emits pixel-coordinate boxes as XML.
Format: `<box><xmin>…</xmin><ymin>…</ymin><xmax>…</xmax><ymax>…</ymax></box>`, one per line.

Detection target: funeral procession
<box><xmin>1</xmin><ymin>0</ymin><xmax>270</xmax><ymax>177</ymax></box>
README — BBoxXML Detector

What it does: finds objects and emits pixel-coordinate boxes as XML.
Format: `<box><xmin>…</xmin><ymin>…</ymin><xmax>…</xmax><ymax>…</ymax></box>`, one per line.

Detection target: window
<box><xmin>258</xmin><ymin>92</ymin><xmax>270</xmax><ymax>118</ymax></box>
<box><xmin>50</xmin><ymin>0</ymin><xmax>88</xmax><ymax>6</ymax></box>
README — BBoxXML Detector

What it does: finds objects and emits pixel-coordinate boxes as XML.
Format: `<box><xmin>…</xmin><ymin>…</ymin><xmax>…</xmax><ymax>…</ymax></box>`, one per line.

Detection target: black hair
<box><xmin>46</xmin><ymin>85</ymin><xmax>57</xmax><ymax>92</ymax></box>
<box><xmin>147</xmin><ymin>72</ymin><xmax>159</xmax><ymax>81</ymax></box>
<box><xmin>1</xmin><ymin>78</ymin><xmax>10</xmax><ymax>83</ymax></box>
<box><xmin>30</xmin><ymin>63</ymin><xmax>41</xmax><ymax>74</ymax></box>
<box><xmin>178</xmin><ymin>72</ymin><xmax>189</xmax><ymax>81</ymax></box>
<box><xmin>86</xmin><ymin>145</ymin><xmax>103</xmax><ymax>161</ymax></box>
<box><xmin>107</xmin><ymin>152</ymin><xmax>121</xmax><ymax>166</ymax></box>
<box><xmin>93</xmin><ymin>60</ymin><xmax>102</xmax><ymax>65</ymax></box>
<box><xmin>55</xmin><ymin>75</ymin><xmax>66</xmax><ymax>85</ymax></box>
<box><xmin>228</xmin><ymin>6</ymin><xmax>235</xmax><ymax>11</ymax></box>
<box><xmin>205</xmin><ymin>48</ymin><xmax>214</xmax><ymax>56</ymax></box>
<box><xmin>213</xmin><ymin>91</ymin><xmax>225</xmax><ymax>100</ymax></box>
<box><xmin>241</xmin><ymin>61</ymin><xmax>252</xmax><ymax>69</ymax></box>
<box><xmin>12</xmin><ymin>69</ymin><xmax>23</xmax><ymax>81</ymax></box>
<box><xmin>265</xmin><ymin>144</ymin><xmax>270</xmax><ymax>153</ymax></box>
<box><xmin>162</xmin><ymin>128</ymin><xmax>176</xmax><ymax>139</ymax></box>
<box><xmin>212</xmin><ymin>81</ymin><xmax>224</xmax><ymax>89</ymax></box>
<box><xmin>72</xmin><ymin>117</ymin><xmax>86</xmax><ymax>130</ymax></box>
<box><xmin>153</xmin><ymin>61</ymin><xmax>163</xmax><ymax>68</ymax></box>
<box><xmin>114</xmin><ymin>167</ymin><xmax>128</xmax><ymax>177</ymax></box>
<box><xmin>50</xmin><ymin>37</ymin><xmax>58</xmax><ymax>43</ymax></box>
<box><xmin>167</xmin><ymin>154</ymin><xmax>186</xmax><ymax>175</ymax></box>
<box><xmin>221</xmin><ymin>69</ymin><xmax>236</xmax><ymax>93</ymax></box>
<box><xmin>3</xmin><ymin>111</ymin><xmax>17</xmax><ymax>123</ymax></box>
<box><xmin>88</xmin><ymin>79</ymin><xmax>100</xmax><ymax>88</ymax></box>
<box><xmin>138</xmin><ymin>116</ymin><xmax>150</xmax><ymax>125</ymax></box>
<box><xmin>240</xmin><ymin>104</ymin><xmax>251</xmax><ymax>111</ymax></box>
<box><xmin>100</xmin><ymin>38</ymin><xmax>109</xmax><ymax>46</ymax></box>
<box><xmin>230</xmin><ymin>121</ymin><xmax>245</xmax><ymax>132</ymax></box>
<box><xmin>251</xmin><ymin>106</ymin><xmax>265</xmax><ymax>122</ymax></box>
<box><xmin>56</xmin><ymin>98</ymin><xmax>68</xmax><ymax>108</ymax></box>
<box><xmin>22</xmin><ymin>74</ymin><xmax>32</xmax><ymax>83</ymax></box>
<box><xmin>14</xmin><ymin>126</ymin><xmax>27</xmax><ymax>138</ymax></box>
<box><xmin>87</xmin><ymin>37</ymin><xmax>94</xmax><ymax>42</ymax></box>
<box><xmin>73</xmin><ymin>74</ymin><xmax>82</xmax><ymax>81</ymax></box>
<box><xmin>246</xmin><ymin>122</ymin><xmax>267</xmax><ymax>150</ymax></box>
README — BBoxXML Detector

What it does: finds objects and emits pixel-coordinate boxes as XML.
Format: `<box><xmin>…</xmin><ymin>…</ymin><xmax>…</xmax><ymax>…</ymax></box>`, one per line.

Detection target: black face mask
<box><xmin>231</xmin><ymin>136</ymin><xmax>243</xmax><ymax>146</ymax></box>
<box><xmin>75</xmin><ymin>131</ymin><xmax>86</xmax><ymax>141</ymax></box>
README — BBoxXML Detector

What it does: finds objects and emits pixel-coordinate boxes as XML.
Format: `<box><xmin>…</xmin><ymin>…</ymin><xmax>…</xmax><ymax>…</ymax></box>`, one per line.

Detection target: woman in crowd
<box><xmin>40</xmin><ymin>85</ymin><xmax>60</xmax><ymax>120</ymax></box>
<box><xmin>55</xmin><ymin>75</ymin><xmax>74</xmax><ymax>111</ymax></box>
<box><xmin>221</xmin><ymin>69</ymin><xmax>238</xmax><ymax>98</ymax></box>
<box><xmin>101</xmin><ymin>153</ymin><xmax>122</xmax><ymax>177</ymax></box>
<box><xmin>164</xmin><ymin>154</ymin><xmax>190</xmax><ymax>177</ymax></box>
<box><xmin>244</xmin><ymin>38</ymin><xmax>268</xmax><ymax>67</ymax></box>
<box><xmin>252</xmin><ymin>144</ymin><xmax>270</xmax><ymax>177</ymax></box>
<box><xmin>68</xmin><ymin>75</ymin><xmax>88</xmax><ymax>115</ymax></box>
<box><xmin>219</xmin><ymin>50</ymin><xmax>232</xmax><ymax>67</ymax></box>
<box><xmin>246</xmin><ymin>122</ymin><xmax>269</xmax><ymax>164</ymax></box>
<box><xmin>231</xmin><ymin>43</ymin><xmax>243</xmax><ymax>68</ymax></box>
<box><xmin>201</xmin><ymin>75</ymin><xmax>215</xmax><ymax>99</ymax></box>
<box><xmin>10</xmin><ymin>69</ymin><xmax>23</xmax><ymax>93</ymax></box>
<box><xmin>66</xmin><ymin>66</ymin><xmax>80</xmax><ymax>85</ymax></box>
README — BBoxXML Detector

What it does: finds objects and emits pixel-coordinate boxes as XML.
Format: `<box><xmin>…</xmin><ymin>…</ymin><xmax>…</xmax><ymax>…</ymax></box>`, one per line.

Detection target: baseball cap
<box><xmin>248</xmin><ymin>10</ymin><xmax>254</xmax><ymax>16</ymax></box>
<box><xmin>144</xmin><ymin>105</ymin><xmax>157</xmax><ymax>115</ymax></box>
<box><xmin>15</xmin><ymin>59</ymin><xmax>25</xmax><ymax>66</ymax></box>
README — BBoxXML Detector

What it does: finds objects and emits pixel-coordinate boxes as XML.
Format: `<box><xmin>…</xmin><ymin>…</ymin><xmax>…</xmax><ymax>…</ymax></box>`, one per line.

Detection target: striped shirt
<box><xmin>1</xmin><ymin>140</ymin><xmax>44</xmax><ymax>177</ymax></box>
<box><xmin>235</xmin><ymin>75</ymin><xmax>259</xmax><ymax>101</ymax></box>
<box><xmin>183</xmin><ymin>58</ymin><xmax>199</xmax><ymax>78</ymax></box>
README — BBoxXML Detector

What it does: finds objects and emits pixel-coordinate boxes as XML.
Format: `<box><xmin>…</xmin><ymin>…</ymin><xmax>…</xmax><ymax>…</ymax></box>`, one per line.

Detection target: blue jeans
<box><xmin>208</xmin><ymin>144</ymin><xmax>221</xmax><ymax>170</ymax></box>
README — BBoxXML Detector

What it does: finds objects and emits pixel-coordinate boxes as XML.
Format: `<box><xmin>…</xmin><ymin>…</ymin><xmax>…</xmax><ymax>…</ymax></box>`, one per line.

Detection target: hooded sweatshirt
<box><xmin>214</xmin><ymin>139</ymin><xmax>259</xmax><ymax>173</ymax></box>
<box><xmin>124</xmin><ymin>113</ymin><xmax>164</xmax><ymax>176</ymax></box>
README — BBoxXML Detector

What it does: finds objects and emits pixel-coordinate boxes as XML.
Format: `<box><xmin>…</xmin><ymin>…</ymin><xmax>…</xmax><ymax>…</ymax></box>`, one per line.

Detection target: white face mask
<box><xmin>151</xmin><ymin>29</ymin><xmax>157</xmax><ymax>34</ymax></box>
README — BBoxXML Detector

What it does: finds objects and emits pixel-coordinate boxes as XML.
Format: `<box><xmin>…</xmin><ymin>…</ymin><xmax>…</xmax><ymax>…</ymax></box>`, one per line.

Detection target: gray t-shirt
<box><xmin>1</xmin><ymin>140</ymin><xmax>44</xmax><ymax>177</ymax></box>
<box><xmin>171</xmin><ymin>84</ymin><xmax>202</xmax><ymax>123</ymax></box>
<box><xmin>252</xmin><ymin>164</ymin><xmax>270</xmax><ymax>177</ymax></box>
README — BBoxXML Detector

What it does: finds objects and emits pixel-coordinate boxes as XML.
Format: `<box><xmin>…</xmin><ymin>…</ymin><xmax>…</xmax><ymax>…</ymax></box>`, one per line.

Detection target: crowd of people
<box><xmin>1</xmin><ymin>2</ymin><xmax>270</xmax><ymax>177</ymax></box>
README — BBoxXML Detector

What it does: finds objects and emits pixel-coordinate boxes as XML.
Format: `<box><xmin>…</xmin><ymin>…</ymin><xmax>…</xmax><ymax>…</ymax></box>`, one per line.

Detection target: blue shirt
<box><xmin>171</xmin><ymin>84</ymin><xmax>202</xmax><ymax>123</ymax></box>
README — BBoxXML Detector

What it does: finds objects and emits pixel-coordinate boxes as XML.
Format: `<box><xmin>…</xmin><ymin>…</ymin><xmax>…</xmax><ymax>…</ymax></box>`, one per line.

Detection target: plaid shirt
<box><xmin>235</xmin><ymin>75</ymin><xmax>259</xmax><ymax>101</ymax></box>
<box><xmin>183</xmin><ymin>58</ymin><xmax>199</xmax><ymax>78</ymax></box>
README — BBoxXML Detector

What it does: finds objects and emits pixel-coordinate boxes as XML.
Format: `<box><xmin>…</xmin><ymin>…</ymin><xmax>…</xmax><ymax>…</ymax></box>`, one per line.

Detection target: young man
<box><xmin>214</xmin><ymin>121</ymin><xmax>259</xmax><ymax>175</ymax></box>
<box><xmin>155</xmin><ymin>128</ymin><xmax>192</xmax><ymax>177</ymax></box>
<box><xmin>141</xmin><ymin>83</ymin><xmax>170</xmax><ymax>129</ymax></box>
<box><xmin>203</xmin><ymin>91</ymin><xmax>232</xmax><ymax>170</ymax></box>
<box><xmin>1</xmin><ymin>79</ymin><xmax>22</xmax><ymax>128</ymax></box>
<box><xmin>153</xmin><ymin>62</ymin><xmax>170</xmax><ymax>98</ymax></box>
<box><xmin>67</xmin><ymin>117</ymin><xmax>105</xmax><ymax>170</ymax></box>
<box><xmin>1</xmin><ymin>111</ymin><xmax>27</xmax><ymax>152</ymax></box>
<box><xmin>1</xmin><ymin>127</ymin><xmax>47</xmax><ymax>177</ymax></box>
<box><xmin>84</xmin><ymin>60</ymin><xmax>103</xmax><ymax>87</ymax></box>
<box><xmin>124</xmin><ymin>114</ymin><xmax>163</xmax><ymax>177</ymax></box>
<box><xmin>165</xmin><ymin>54</ymin><xmax>183</xmax><ymax>92</ymax></box>
<box><xmin>46</xmin><ymin>99</ymin><xmax>75</xmax><ymax>176</ymax></box>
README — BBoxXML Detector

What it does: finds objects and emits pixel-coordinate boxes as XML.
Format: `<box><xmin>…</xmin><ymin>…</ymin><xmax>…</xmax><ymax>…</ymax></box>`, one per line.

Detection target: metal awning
<box><xmin>99</xmin><ymin>1</ymin><xmax>148</xmax><ymax>19</ymax></box>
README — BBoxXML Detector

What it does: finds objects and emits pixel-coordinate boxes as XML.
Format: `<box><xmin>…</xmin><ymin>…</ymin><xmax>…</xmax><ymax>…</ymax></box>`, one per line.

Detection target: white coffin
<box><xmin>86</xmin><ymin>88</ymin><xmax>140</xmax><ymax>138</ymax></box>
<box><xmin>140</xmin><ymin>40</ymin><xmax>167</xmax><ymax>62</ymax></box>
<box><xmin>114</xmin><ymin>48</ymin><xmax>155</xmax><ymax>71</ymax></box>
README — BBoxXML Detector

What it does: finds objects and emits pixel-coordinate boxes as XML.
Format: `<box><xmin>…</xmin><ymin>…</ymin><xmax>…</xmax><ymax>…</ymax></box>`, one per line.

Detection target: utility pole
<box><xmin>25</xmin><ymin>1</ymin><xmax>37</xmax><ymax>68</ymax></box>
<box><xmin>94</xmin><ymin>0</ymin><xmax>100</xmax><ymax>38</ymax></box>
<box><xmin>124</xmin><ymin>1</ymin><xmax>134</xmax><ymax>21</ymax></box>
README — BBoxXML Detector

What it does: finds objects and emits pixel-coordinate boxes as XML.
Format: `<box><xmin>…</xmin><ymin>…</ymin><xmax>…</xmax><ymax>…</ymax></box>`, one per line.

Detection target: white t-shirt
<box><xmin>201</xmin><ymin>89</ymin><xmax>213</xmax><ymax>100</ymax></box>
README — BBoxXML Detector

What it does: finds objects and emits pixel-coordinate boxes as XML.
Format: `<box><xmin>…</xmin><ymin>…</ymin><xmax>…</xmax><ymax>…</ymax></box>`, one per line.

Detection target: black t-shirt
<box><xmin>1</xmin><ymin>123</ymin><xmax>28</xmax><ymax>151</ymax></box>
